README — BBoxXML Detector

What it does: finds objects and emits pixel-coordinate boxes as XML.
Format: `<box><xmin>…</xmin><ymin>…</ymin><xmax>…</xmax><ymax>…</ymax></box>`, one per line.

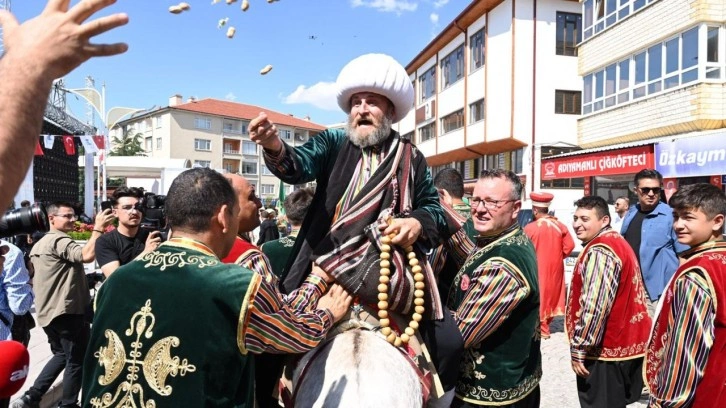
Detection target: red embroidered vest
<box><xmin>645</xmin><ymin>241</ymin><xmax>726</xmax><ymax>406</ymax></box>
<box><xmin>566</xmin><ymin>230</ymin><xmax>651</xmax><ymax>360</ymax></box>
<box><xmin>222</xmin><ymin>236</ymin><xmax>257</xmax><ymax>264</ymax></box>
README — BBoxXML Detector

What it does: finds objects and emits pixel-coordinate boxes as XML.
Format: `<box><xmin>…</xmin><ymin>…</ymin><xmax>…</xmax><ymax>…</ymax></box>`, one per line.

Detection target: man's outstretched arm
<box><xmin>0</xmin><ymin>0</ymin><xmax>128</xmax><ymax>210</ymax></box>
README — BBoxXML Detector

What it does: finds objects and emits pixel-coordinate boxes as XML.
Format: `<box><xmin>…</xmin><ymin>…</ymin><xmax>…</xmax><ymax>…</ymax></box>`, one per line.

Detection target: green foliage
<box><xmin>110</xmin><ymin>129</ymin><xmax>145</xmax><ymax>156</ymax></box>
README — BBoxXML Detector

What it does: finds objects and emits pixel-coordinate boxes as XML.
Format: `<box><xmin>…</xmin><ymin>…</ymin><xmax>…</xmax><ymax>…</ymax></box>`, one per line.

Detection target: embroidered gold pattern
<box><xmin>141</xmin><ymin>251</ymin><xmax>218</xmax><ymax>271</ymax></box>
<box><xmin>456</xmin><ymin>366</ymin><xmax>542</xmax><ymax>403</ymax></box>
<box><xmin>90</xmin><ymin>300</ymin><xmax>197</xmax><ymax>407</ymax></box>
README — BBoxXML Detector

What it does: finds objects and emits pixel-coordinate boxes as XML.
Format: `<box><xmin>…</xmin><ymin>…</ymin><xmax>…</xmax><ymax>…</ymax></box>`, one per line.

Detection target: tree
<box><xmin>110</xmin><ymin>129</ymin><xmax>145</xmax><ymax>156</ymax></box>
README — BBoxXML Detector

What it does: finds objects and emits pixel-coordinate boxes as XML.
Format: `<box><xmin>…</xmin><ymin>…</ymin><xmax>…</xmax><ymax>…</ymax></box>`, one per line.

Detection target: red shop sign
<box><xmin>541</xmin><ymin>145</ymin><xmax>654</xmax><ymax>180</ymax></box>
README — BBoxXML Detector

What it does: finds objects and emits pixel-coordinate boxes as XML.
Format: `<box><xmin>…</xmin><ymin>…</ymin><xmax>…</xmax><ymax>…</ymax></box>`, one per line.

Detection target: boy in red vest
<box><xmin>645</xmin><ymin>183</ymin><xmax>726</xmax><ymax>407</ymax></box>
<box><xmin>567</xmin><ymin>196</ymin><xmax>651</xmax><ymax>408</ymax></box>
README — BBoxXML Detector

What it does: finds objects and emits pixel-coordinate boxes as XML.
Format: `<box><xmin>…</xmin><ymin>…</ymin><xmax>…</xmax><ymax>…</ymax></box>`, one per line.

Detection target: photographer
<box><xmin>95</xmin><ymin>187</ymin><xmax>162</xmax><ymax>277</ymax></box>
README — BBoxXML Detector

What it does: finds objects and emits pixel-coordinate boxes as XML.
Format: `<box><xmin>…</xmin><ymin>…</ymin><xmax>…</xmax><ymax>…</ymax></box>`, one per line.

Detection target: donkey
<box><xmin>292</xmin><ymin>329</ymin><xmax>423</xmax><ymax>408</ymax></box>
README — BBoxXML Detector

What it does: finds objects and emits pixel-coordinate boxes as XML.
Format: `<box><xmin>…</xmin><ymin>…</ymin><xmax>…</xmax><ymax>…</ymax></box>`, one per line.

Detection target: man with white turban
<box><xmin>249</xmin><ymin>53</ymin><xmax>463</xmax><ymax>405</ymax></box>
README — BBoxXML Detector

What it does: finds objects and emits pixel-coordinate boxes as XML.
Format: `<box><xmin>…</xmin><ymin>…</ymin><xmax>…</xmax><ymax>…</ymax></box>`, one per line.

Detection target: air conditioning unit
<box><xmin>295</xmin><ymin>134</ymin><xmax>305</xmax><ymax>142</ymax></box>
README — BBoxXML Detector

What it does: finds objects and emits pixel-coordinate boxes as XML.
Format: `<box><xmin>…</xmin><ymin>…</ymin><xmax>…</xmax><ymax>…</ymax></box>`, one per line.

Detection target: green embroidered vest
<box><xmin>448</xmin><ymin>227</ymin><xmax>542</xmax><ymax>406</ymax></box>
<box><xmin>82</xmin><ymin>240</ymin><xmax>260</xmax><ymax>408</ymax></box>
<box><xmin>260</xmin><ymin>236</ymin><xmax>297</xmax><ymax>278</ymax></box>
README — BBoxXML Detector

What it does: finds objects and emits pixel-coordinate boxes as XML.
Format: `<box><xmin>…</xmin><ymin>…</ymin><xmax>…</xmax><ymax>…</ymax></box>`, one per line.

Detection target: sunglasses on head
<box><xmin>638</xmin><ymin>187</ymin><xmax>661</xmax><ymax>195</ymax></box>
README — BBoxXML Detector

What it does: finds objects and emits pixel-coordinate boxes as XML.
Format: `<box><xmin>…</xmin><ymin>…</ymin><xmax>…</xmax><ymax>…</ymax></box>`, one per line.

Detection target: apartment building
<box><xmin>542</xmin><ymin>0</ymin><xmax>726</xmax><ymax>203</ymax></box>
<box><xmin>395</xmin><ymin>0</ymin><xmax>584</xmax><ymax>212</ymax></box>
<box><xmin>111</xmin><ymin>95</ymin><xmax>326</xmax><ymax>203</ymax></box>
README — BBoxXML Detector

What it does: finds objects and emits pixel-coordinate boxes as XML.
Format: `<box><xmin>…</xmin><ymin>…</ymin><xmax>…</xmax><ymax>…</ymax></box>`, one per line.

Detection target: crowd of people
<box><xmin>0</xmin><ymin>1</ymin><xmax>724</xmax><ymax>408</ymax></box>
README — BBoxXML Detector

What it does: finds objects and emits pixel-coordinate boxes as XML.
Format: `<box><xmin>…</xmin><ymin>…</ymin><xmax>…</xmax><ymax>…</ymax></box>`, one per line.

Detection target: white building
<box><xmin>395</xmin><ymin>0</ymin><xmax>584</xmax><ymax>213</ymax></box>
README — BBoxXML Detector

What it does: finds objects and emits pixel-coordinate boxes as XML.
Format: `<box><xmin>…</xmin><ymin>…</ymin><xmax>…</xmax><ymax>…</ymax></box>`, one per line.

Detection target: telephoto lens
<box><xmin>0</xmin><ymin>204</ymin><xmax>50</xmax><ymax>238</ymax></box>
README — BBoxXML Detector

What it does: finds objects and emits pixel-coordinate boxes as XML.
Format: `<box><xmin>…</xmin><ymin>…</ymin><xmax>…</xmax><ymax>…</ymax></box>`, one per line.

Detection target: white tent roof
<box><xmin>78</xmin><ymin>156</ymin><xmax>191</xmax><ymax>178</ymax></box>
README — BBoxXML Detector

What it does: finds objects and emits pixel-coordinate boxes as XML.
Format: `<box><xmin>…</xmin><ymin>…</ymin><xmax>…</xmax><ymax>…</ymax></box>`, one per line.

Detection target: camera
<box><xmin>139</xmin><ymin>193</ymin><xmax>168</xmax><ymax>241</ymax></box>
<box><xmin>0</xmin><ymin>204</ymin><xmax>50</xmax><ymax>239</ymax></box>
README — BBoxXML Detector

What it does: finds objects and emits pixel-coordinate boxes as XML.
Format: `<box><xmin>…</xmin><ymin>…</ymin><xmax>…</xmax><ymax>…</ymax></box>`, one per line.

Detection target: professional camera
<box><xmin>0</xmin><ymin>204</ymin><xmax>50</xmax><ymax>239</ymax></box>
<box><xmin>139</xmin><ymin>192</ymin><xmax>168</xmax><ymax>241</ymax></box>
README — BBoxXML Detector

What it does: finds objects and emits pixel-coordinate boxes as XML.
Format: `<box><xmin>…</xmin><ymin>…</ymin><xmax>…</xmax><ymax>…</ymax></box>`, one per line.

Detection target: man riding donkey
<box><xmin>249</xmin><ymin>53</ymin><xmax>463</xmax><ymax>406</ymax></box>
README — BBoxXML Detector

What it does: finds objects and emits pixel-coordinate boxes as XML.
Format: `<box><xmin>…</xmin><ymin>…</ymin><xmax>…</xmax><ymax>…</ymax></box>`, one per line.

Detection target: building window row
<box><xmin>583</xmin><ymin>0</ymin><xmax>659</xmax><ymax>41</ymax></box>
<box><xmin>441</xmin><ymin>45</ymin><xmax>465</xmax><ymax>89</ymax></box>
<box><xmin>582</xmin><ymin>25</ymin><xmax>724</xmax><ymax>115</ymax></box>
<box><xmin>260</xmin><ymin>184</ymin><xmax>275</xmax><ymax>195</ymax></box>
<box><xmin>419</xmin><ymin>122</ymin><xmax>435</xmax><ymax>143</ymax></box>
<box><xmin>441</xmin><ymin>109</ymin><xmax>464</xmax><ymax>134</ymax></box>
<box><xmin>194</xmin><ymin>138</ymin><xmax>211</xmax><ymax>151</ymax></box>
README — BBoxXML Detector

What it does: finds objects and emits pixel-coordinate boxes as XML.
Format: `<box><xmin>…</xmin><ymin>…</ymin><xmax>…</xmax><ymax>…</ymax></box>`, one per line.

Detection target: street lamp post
<box><xmin>63</xmin><ymin>83</ymin><xmax>143</xmax><ymax>211</ymax></box>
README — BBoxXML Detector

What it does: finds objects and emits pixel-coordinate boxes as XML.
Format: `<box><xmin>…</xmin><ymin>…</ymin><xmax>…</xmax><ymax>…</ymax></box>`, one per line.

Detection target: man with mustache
<box><xmin>249</xmin><ymin>53</ymin><xmax>460</xmax><ymax>404</ymax></box>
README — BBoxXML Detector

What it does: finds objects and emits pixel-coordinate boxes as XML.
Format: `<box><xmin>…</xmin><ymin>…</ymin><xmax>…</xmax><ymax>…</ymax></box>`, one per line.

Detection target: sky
<box><xmin>12</xmin><ymin>0</ymin><xmax>464</xmax><ymax>128</ymax></box>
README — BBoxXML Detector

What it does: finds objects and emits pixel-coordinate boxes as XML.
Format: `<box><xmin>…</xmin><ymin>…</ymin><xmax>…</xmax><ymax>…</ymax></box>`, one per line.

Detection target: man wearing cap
<box><xmin>523</xmin><ymin>192</ymin><xmax>575</xmax><ymax>339</ymax></box>
<box><xmin>249</xmin><ymin>53</ymin><xmax>459</xmax><ymax>403</ymax></box>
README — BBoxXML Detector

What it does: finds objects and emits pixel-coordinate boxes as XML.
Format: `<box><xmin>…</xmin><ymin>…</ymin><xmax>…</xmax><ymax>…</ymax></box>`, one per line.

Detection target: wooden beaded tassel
<box><xmin>377</xmin><ymin>234</ymin><xmax>425</xmax><ymax>346</ymax></box>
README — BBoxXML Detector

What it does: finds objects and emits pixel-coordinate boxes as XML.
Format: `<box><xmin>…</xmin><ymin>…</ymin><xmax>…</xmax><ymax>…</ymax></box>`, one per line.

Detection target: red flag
<box><xmin>34</xmin><ymin>140</ymin><xmax>44</xmax><ymax>156</ymax></box>
<box><xmin>92</xmin><ymin>135</ymin><xmax>105</xmax><ymax>149</ymax></box>
<box><xmin>63</xmin><ymin>135</ymin><xmax>76</xmax><ymax>155</ymax></box>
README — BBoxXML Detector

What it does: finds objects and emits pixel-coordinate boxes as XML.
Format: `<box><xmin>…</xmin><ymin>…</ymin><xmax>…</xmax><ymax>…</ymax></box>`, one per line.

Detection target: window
<box><xmin>511</xmin><ymin>149</ymin><xmax>524</xmax><ymax>174</ymax></box>
<box><xmin>156</xmin><ymin>137</ymin><xmax>162</xmax><ymax>150</ymax></box>
<box><xmin>556</xmin><ymin>12</ymin><xmax>582</xmax><ymax>56</ymax></box>
<box><xmin>223</xmin><ymin>120</ymin><xmax>240</xmax><ymax>133</ymax></box>
<box><xmin>555</xmin><ymin>90</ymin><xmax>581</xmax><ymax>114</ymax></box>
<box><xmin>155</xmin><ymin>116</ymin><xmax>163</xmax><ymax>128</ymax></box>
<box><xmin>470</xmin><ymin>29</ymin><xmax>485</xmax><ymax>70</ymax></box>
<box><xmin>260</xmin><ymin>184</ymin><xmax>275</xmax><ymax>195</ymax></box>
<box><xmin>194</xmin><ymin>117</ymin><xmax>211</xmax><ymax>130</ymax></box>
<box><xmin>145</xmin><ymin>137</ymin><xmax>152</xmax><ymax>151</ymax></box>
<box><xmin>419</xmin><ymin>122</ymin><xmax>435</xmax><ymax>143</ymax></box>
<box><xmin>470</xmin><ymin>99</ymin><xmax>485</xmax><ymax>123</ymax></box>
<box><xmin>261</xmin><ymin>165</ymin><xmax>274</xmax><ymax>175</ymax></box>
<box><xmin>440</xmin><ymin>109</ymin><xmax>464</xmax><ymax>133</ymax></box>
<box><xmin>224</xmin><ymin>162</ymin><xmax>237</xmax><ymax>173</ymax></box>
<box><xmin>440</xmin><ymin>45</ymin><xmax>465</xmax><ymax>89</ymax></box>
<box><xmin>194</xmin><ymin>160</ymin><xmax>211</xmax><ymax>168</ymax></box>
<box><xmin>583</xmin><ymin>0</ymin><xmax>659</xmax><ymax>40</ymax></box>
<box><xmin>223</xmin><ymin>143</ymin><xmax>237</xmax><ymax>154</ymax></box>
<box><xmin>706</xmin><ymin>26</ymin><xmax>721</xmax><ymax>79</ymax></box>
<box><xmin>241</xmin><ymin>122</ymin><xmax>249</xmax><ymax>135</ymax></box>
<box><xmin>457</xmin><ymin>159</ymin><xmax>480</xmax><ymax>180</ymax></box>
<box><xmin>279</xmin><ymin>130</ymin><xmax>292</xmax><ymax>140</ymax></box>
<box><xmin>242</xmin><ymin>141</ymin><xmax>257</xmax><ymax>155</ymax></box>
<box><xmin>582</xmin><ymin>25</ymin><xmax>709</xmax><ymax>115</ymax></box>
<box><xmin>419</xmin><ymin>66</ymin><xmax>436</xmax><ymax>102</ymax></box>
<box><xmin>482</xmin><ymin>149</ymin><xmax>525</xmax><ymax>173</ymax></box>
<box><xmin>194</xmin><ymin>138</ymin><xmax>211</xmax><ymax>151</ymax></box>
<box><xmin>241</xmin><ymin>161</ymin><xmax>257</xmax><ymax>175</ymax></box>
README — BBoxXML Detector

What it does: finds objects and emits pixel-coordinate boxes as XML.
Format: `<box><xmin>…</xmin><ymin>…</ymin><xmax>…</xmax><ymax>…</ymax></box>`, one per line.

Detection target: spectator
<box><xmin>611</xmin><ymin>196</ymin><xmax>629</xmax><ymax>233</ymax></box>
<box><xmin>13</xmin><ymin>202</ymin><xmax>114</xmax><ymax>408</ymax></box>
<box><xmin>95</xmin><ymin>187</ymin><xmax>161</xmax><ymax>277</ymax></box>
<box><xmin>620</xmin><ymin>169</ymin><xmax>688</xmax><ymax>315</ymax></box>
<box><xmin>256</xmin><ymin>208</ymin><xmax>279</xmax><ymax>246</ymax></box>
<box><xmin>568</xmin><ymin>196</ymin><xmax>651</xmax><ymax>408</ymax></box>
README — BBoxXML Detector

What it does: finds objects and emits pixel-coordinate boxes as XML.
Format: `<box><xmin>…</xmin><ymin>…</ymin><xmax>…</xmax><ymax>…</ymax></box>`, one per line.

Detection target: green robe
<box><xmin>260</xmin><ymin>235</ymin><xmax>297</xmax><ymax>278</ymax></box>
<box><xmin>82</xmin><ymin>240</ymin><xmax>259</xmax><ymax>408</ymax></box>
<box><xmin>448</xmin><ymin>227</ymin><xmax>542</xmax><ymax>406</ymax></box>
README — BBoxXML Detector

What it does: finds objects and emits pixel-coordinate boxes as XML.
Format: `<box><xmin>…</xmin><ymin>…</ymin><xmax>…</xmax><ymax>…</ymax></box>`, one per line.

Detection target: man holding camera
<box><xmin>95</xmin><ymin>187</ymin><xmax>162</xmax><ymax>277</ymax></box>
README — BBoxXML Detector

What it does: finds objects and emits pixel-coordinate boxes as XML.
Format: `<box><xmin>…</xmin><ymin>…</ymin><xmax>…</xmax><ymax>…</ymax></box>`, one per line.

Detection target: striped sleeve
<box><xmin>238</xmin><ymin>250</ymin><xmax>328</xmax><ymax>311</ymax></box>
<box><xmin>570</xmin><ymin>246</ymin><xmax>620</xmax><ymax>363</ymax></box>
<box><xmin>263</xmin><ymin>145</ymin><xmax>295</xmax><ymax>174</ymax></box>
<box><xmin>648</xmin><ymin>270</ymin><xmax>715</xmax><ymax>408</ymax></box>
<box><xmin>244</xmin><ymin>276</ymin><xmax>333</xmax><ymax>354</ymax></box>
<box><xmin>452</xmin><ymin>258</ymin><xmax>529</xmax><ymax>349</ymax></box>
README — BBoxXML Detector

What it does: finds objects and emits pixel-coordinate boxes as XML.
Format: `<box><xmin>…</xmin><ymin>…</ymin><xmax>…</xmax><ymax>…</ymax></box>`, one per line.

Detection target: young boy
<box><xmin>644</xmin><ymin>183</ymin><xmax>726</xmax><ymax>407</ymax></box>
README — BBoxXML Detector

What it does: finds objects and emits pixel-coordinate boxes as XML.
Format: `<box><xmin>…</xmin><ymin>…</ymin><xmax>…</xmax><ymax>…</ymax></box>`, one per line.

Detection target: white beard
<box><xmin>347</xmin><ymin>115</ymin><xmax>393</xmax><ymax>148</ymax></box>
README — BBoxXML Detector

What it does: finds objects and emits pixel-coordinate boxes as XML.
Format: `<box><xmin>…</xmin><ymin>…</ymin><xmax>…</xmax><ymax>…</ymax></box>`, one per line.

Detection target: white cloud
<box><xmin>225</xmin><ymin>92</ymin><xmax>237</xmax><ymax>101</ymax></box>
<box><xmin>282</xmin><ymin>82</ymin><xmax>339</xmax><ymax>111</ymax></box>
<box><xmin>430</xmin><ymin>12</ymin><xmax>439</xmax><ymax>24</ymax></box>
<box><xmin>350</xmin><ymin>0</ymin><xmax>418</xmax><ymax>14</ymax></box>
<box><xmin>432</xmin><ymin>0</ymin><xmax>449</xmax><ymax>8</ymax></box>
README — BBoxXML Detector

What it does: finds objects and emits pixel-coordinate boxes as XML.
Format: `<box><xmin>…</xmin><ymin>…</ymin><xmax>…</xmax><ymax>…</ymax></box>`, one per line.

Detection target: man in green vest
<box><xmin>82</xmin><ymin>168</ymin><xmax>352</xmax><ymax>408</ymax></box>
<box><xmin>447</xmin><ymin>169</ymin><xmax>541</xmax><ymax>408</ymax></box>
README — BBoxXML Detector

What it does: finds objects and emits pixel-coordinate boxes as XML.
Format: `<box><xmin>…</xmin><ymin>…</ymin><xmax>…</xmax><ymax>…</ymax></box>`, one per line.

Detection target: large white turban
<box><xmin>336</xmin><ymin>53</ymin><xmax>414</xmax><ymax>123</ymax></box>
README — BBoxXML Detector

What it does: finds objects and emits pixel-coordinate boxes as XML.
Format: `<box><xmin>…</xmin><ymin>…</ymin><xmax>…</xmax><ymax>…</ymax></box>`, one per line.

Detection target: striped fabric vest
<box><xmin>645</xmin><ymin>241</ymin><xmax>726</xmax><ymax>406</ymax></box>
<box><xmin>566</xmin><ymin>230</ymin><xmax>651</xmax><ymax>361</ymax></box>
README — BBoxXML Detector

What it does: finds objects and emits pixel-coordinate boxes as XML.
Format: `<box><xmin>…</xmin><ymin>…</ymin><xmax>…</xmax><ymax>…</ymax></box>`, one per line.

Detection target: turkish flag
<box><xmin>34</xmin><ymin>140</ymin><xmax>44</xmax><ymax>156</ymax></box>
<box><xmin>62</xmin><ymin>135</ymin><xmax>76</xmax><ymax>155</ymax></box>
<box><xmin>92</xmin><ymin>135</ymin><xmax>105</xmax><ymax>149</ymax></box>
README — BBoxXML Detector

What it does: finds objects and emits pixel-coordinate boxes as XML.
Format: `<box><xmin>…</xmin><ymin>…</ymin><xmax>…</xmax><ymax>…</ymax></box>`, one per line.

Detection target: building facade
<box><xmin>111</xmin><ymin>96</ymin><xmax>326</xmax><ymax>204</ymax></box>
<box><xmin>543</xmin><ymin>0</ymin><xmax>726</xmax><ymax>204</ymax></box>
<box><xmin>394</xmin><ymin>0</ymin><xmax>584</xmax><ymax>213</ymax></box>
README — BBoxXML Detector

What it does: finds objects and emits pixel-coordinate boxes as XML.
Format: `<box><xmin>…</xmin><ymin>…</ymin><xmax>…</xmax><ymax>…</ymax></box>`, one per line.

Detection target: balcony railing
<box><xmin>223</xmin><ymin>149</ymin><xmax>240</xmax><ymax>155</ymax></box>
